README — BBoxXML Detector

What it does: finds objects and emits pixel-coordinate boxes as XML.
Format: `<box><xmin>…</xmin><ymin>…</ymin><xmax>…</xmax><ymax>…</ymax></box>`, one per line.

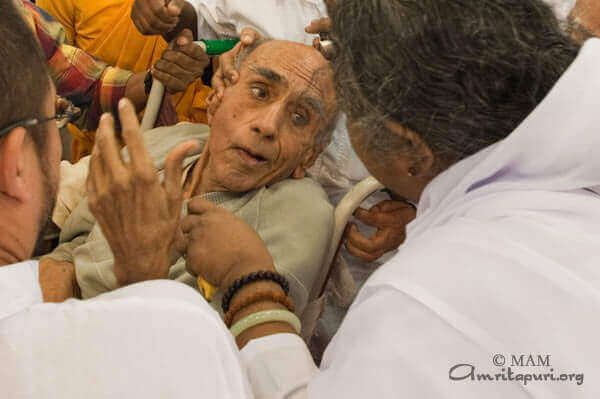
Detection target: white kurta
<box><xmin>241</xmin><ymin>38</ymin><xmax>600</xmax><ymax>398</ymax></box>
<box><xmin>0</xmin><ymin>262</ymin><xmax>252</xmax><ymax>398</ymax></box>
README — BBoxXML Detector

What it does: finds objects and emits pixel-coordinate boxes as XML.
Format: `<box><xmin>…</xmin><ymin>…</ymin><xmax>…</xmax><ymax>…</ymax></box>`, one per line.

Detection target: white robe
<box><xmin>242</xmin><ymin>38</ymin><xmax>600</xmax><ymax>398</ymax></box>
<box><xmin>0</xmin><ymin>262</ymin><xmax>253</xmax><ymax>398</ymax></box>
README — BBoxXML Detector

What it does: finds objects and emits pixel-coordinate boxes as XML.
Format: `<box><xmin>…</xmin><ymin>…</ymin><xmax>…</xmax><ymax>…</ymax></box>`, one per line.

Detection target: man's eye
<box><xmin>251</xmin><ymin>86</ymin><xmax>267</xmax><ymax>99</ymax></box>
<box><xmin>292</xmin><ymin>111</ymin><xmax>309</xmax><ymax>126</ymax></box>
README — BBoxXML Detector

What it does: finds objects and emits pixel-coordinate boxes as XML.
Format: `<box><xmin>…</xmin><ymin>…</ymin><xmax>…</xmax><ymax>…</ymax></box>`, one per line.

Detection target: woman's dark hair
<box><xmin>0</xmin><ymin>0</ymin><xmax>51</xmax><ymax>154</ymax></box>
<box><xmin>329</xmin><ymin>0</ymin><xmax>580</xmax><ymax>164</ymax></box>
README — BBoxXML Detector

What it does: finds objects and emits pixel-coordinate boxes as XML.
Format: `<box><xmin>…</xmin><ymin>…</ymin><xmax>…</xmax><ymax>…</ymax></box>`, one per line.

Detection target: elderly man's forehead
<box><xmin>243</xmin><ymin>40</ymin><xmax>334</xmax><ymax>97</ymax></box>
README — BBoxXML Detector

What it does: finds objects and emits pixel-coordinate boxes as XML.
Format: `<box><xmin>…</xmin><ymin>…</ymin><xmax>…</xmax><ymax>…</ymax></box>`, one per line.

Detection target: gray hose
<box><xmin>140</xmin><ymin>40</ymin><xmax>208</xmax><ymax>132</ymax></box>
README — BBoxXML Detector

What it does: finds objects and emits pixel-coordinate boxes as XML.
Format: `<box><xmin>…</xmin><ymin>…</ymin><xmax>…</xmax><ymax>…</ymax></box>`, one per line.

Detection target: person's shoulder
<box><xmin>144</xmin><ymin>122</ymin><xmax>210</xmax><ymax>145</ymax></box>
<box><xmin>264</xmin><ymin>177</ymin><xmax>333</xmax><ymax>217</ymax></box>
<box><xmin>135</xmin><ymin>123</ymin><xmax>209</xmax><ymax>169</ymax></box>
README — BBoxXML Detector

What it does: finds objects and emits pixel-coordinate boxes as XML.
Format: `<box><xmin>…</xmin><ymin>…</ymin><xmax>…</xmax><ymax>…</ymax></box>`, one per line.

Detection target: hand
<box><xmin>131</xmin><ymin>0</ymin><xmax>183</xmax><ymax>36</ymax></box>
<box><xmin>177</xmin><ymin>197</ymin><xmax>274</xmax><ymax>288</ymax></box>
<box><xmin>153</xmin><ymin>29</ymin><xmax>209</xmax><ymax>94</ymax></box>
<box><xmin>38</xmin><ymin>258</ymin><xmax>80</xmax><ymax>302</ymax></box>
<box><xmin>345</xmin><ymin>200</ymin><xmax>416</xmax><ymax>262</ymax></box>
<box><xmin>87</xmin><ymin>98</ymin><xmax>199</xmax><ymax>286</ymax></box>
<box><xmin>305</xmin><ymin>17</ymin><xmax>332</xmax><ymax>52</ymax></box>
<box><xmin>207</xmin><ymin>27</ymin><xmax>262</xmax><ymax>105</ymax></box>
<box><xmin>569</xmin><ymin>0</ymin><xmax>600</xmax><ymax>39</ymax></box>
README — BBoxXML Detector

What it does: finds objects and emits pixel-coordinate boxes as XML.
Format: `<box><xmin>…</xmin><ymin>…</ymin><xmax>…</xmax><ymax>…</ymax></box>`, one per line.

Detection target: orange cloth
<box><xmin>39</xmin><ymin>0</ymin><xmax>210</xmax><ymax>159</ymax></box>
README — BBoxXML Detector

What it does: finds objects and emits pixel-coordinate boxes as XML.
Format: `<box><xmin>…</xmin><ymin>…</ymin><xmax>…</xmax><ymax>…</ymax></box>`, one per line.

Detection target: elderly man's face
<box><xmin>207</xmin><ymin>40</ymin><xmax>335</xmax><ymax>192</ymax></box>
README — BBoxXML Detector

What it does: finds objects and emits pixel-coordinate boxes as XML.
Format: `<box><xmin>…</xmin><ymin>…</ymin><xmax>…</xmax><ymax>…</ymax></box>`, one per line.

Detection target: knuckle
<box><xmin>135</xmin><ymin>169</ymin><xmax>156</xmax><ymax>184</ymax></box>
<box><xmin>112</xmin><ymin>175</ymin><xmax>130</xmax><ymax>192</ymax></box>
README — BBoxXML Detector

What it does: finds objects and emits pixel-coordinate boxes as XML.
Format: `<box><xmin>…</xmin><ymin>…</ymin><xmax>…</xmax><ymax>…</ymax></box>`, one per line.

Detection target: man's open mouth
<box><xmin>235</xmin><ymin>146</ymin><xmax>268</xmax><ymax>165</ymax></box>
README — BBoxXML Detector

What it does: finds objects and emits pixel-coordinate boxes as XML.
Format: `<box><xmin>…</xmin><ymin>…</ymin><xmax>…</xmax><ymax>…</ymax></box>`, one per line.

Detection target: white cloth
<box><xmin>189</xmin><ymin>0</ymin><xmax>327</xmax><ymax>44</ymax></box>
<box><xmin>240</xmin><ymin>39</ymin><xmax>600</xmax><ymax>398</ymax></box>
<box><xmin>0</xmin><ymin>262</ymin><xmax>252</xmax><ymax>398</ymax></box>
<box><xmin>544</xmin><ymin>0</ymin><xmax>576</xmax><ymax>20</ymax></box>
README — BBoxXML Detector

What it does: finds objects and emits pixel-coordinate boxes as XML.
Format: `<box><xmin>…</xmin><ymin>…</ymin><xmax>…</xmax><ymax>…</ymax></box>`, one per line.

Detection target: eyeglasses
<box><xmin>0</xmin><ymin>104</ymin><xmax>81</xmax><ymax>139</ymax></box>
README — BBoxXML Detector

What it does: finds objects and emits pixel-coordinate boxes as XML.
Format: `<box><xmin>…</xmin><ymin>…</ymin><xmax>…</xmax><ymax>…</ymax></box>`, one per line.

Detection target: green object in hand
<box><xmin>197</xmin><ymin>39</ymin><xmax>240</xmax><ymax>56</ymax></box>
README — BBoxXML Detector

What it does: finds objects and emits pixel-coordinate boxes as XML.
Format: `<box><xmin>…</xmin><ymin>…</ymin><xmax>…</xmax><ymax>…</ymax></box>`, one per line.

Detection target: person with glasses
<box><xmin>0</xmin><ymin>2</ymin><xmax>254</xmax><ymax>397</ymax></box>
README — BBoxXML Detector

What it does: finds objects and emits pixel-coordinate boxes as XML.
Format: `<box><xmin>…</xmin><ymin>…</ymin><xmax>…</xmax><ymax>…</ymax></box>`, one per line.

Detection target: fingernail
<box><xmin>242</xmin><ymin>34</ymin><xmax>251</xmax><ymax>42</ymax></box>
<box><xmin>118</xmin><ymin>98</ymin><xmax>128</xmax><ymax>109</ymax></box>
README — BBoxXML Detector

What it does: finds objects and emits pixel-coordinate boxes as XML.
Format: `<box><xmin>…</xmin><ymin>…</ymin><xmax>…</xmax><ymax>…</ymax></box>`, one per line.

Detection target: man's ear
<box><xmin>0</xmin><ymin>127</ymin><xmax>30</xmax><ymax>201</ymax></box>
<box><xmin>385</xmin><ymin>120</ymin><xmax>435</xmax><ymax>178</ymax></box>
<box><xmin>291</xmin><ymin>146</ymin><xmax>321</xmax><ymax>179</ymax></box>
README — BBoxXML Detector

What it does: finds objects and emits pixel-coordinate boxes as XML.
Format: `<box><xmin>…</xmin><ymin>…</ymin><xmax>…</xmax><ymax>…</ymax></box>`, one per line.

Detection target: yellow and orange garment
<box><xmin>38</xmin><ymin>0</ymin><xmax>211</xmax><ymax>160</ymax></box>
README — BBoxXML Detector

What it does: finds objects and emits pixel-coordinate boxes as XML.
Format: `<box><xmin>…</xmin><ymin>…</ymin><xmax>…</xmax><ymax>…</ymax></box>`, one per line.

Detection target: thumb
<box><xmin>167</xmin><ymin>0</ymin><xmax>184</xmax><ymax>17</ymax></box>
<box><xmin>176</xmin><ymin>28</ymin><xmax>194</xmax><ymax>46</ymax></box>
<box><xmin>163</xmin><ymin>140</ymin><xmax>201</xmax><ymax>216</ymax></box>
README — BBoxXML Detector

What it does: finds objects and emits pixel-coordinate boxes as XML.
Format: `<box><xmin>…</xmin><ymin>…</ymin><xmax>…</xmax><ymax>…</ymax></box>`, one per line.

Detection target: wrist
<box><xmin>113</xmin><ymin>249</ymin><xmax>171</xmax><ymax>286</ymax></box>
<box><xmin>221</xmin><ymin>259</ymin><xmax>275</xmax><ymax>292</ymax></box>
<box><xmin>124</xmin><ymin>72</ymin><xmax>149</xmax><ymax>112</ymax></box>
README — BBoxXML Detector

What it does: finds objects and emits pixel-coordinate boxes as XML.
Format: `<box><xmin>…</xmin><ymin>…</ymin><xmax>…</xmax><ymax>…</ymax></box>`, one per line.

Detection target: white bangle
<box><xmin>229</xmin><ymin>309</ymin><xmax>301</xmax><ymax>338</ymax></box>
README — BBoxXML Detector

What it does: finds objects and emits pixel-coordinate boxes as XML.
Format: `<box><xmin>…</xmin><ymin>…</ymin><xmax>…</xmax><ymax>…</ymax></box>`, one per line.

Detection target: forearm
<box><xmin>38</xmin><ymin>258</ymin><xmax>81</xmax><ymax>302</ymax></box>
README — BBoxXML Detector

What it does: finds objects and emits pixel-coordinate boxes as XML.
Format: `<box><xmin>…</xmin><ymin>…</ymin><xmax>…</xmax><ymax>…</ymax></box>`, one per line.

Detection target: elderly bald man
<box><xmin>44</xmin><ymin>39</ymin><xmax>338</xmax><ymax>315</ymax></box>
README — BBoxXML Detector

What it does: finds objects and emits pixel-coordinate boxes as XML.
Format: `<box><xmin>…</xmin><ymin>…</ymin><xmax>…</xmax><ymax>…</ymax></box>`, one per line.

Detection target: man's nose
<box><xmin>251</xmin><ymin>102</ymin><xmax>284</xmax><ymax>140</ymax></box>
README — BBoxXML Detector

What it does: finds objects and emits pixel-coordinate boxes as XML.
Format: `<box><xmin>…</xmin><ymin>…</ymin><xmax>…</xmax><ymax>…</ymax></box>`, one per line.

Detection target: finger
<box><xmin>147</xmin><ymin>0</ymin><xmax>179</xmax><ymax>24</ymax></box>
<box><xmin>240</xmin><ymin>27</ymin><xmax>261</xmax><ymax>45</ymax></box>
<box><xmin>305</xmin><ymin>17</ymin><xmax>332</xmax><ymax>34</ymax></box>
<box><xmin>131</xmin><ymin>8</ymin><xmax>153</xmax><ymax>35</ymax></box>
<box><xmin>95</xmin><ymin>112</ymin><xmax>127</xmax><ymax>179</ymax></box>
<box><xmin>175</xmin><ymin>28</ymin><xmax>194</xmax><ymax>47</ymax></box>
<box><xmin>345</xmin><ymin>240</ymin><xmax>384</xmax><ymax>263</ymax></box>
<box><xmin>376</xmin><ymin>199</ymin><xmax>415</xmax><ymax>212</ymax></box>
<box><xmin>354</xmin><ymin>206</ymin><xmax>408</xmax><ymax>227</ymax></box>
<box><xmin>118</xmin><ymin>98</ymin><xmax>154</xmax><ymax>172</ymax></box>
<box><xmin>164</xmin><ymin>140</ymin><xmax>201</xmax><ymax>217</ymax></box>
<box><xmin>154</xmin><ymin>59</ymin><xmax>193</xmax><ymax>82</ymax></box>
<box><xmin>312</xmin><ymin>36</ymin><xmax>322</xmax><ymax>51</ymax></box>
<box><xmin>187</xmin><ymin>196</ymin><xmax>220</xmax><ymax>216</ymax></box>
<box><xmin>152</xmin><ymin>68</ymin><xmax>188</xmax><ymax>93</ymax></box>
<box><xmin>174</xmin><ymin>225</ymin><xmax>188</xmax><ymax>255</ymax></box>
<box><xmin>148</xmin><ymin>18</ymin><xmax>178</xmax><ymax>35</ymax></box>
<box><xmin>86</xmin><ymin>142</ymin><xmax>100</xmax><ymax>203</ymax></box>
<box><xmin>346</xmin><ymin>223</ymin><xmax>389</xmax><ymax>253</ymax></box>
<box><xmin>167</xmin><ymin>0</ymin><xmax>185</xmax><ymax>17</ymax></box>
<box><xmin>90</xmin><ymin>114</ymin><xmax>114</xmax><ymax>186</ymax></box>
<box><xmin>211</xmin><ymin>66</ymin><xmax>225</xmax><ymax>99</ymax></box>
<box><xmin>180</xmin><ymin>213</ymin><xmax>204</xmax><ymax>234</ymax></box>
<box><xmin>160</xmin><ymin>49</ymin><xmax>208</xmax><ymax>72</ymax></box>
<box><xmin>219</xmin><ymin>41</ymin><xmax>242</xmax><ymax>83</ymax></box>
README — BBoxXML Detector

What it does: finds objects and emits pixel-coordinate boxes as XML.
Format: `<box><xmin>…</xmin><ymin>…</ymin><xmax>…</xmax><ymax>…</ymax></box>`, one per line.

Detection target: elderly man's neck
<box><xmin>183</xmin><ymin>151</ymin><xmax>229</xmax><ymax>197</ymax></box>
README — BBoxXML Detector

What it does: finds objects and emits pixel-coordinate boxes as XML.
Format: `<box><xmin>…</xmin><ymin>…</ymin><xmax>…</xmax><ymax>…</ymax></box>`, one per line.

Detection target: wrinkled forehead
<box><xmin>242</xmin><ymin>40</ymin><xmax>336</xmax><ymax>105</ymax></box>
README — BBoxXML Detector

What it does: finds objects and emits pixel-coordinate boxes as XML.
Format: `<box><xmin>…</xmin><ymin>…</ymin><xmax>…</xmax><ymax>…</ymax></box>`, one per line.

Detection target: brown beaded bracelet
<box><xmin>224</xmin><ymin>290</ymin><xmax>295</xmax><ymax>328</ymax></box>
<box><xmin>221</xmin><ymin>270</ymin><xmax>290</xmax><ymax>313</ymax></box>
